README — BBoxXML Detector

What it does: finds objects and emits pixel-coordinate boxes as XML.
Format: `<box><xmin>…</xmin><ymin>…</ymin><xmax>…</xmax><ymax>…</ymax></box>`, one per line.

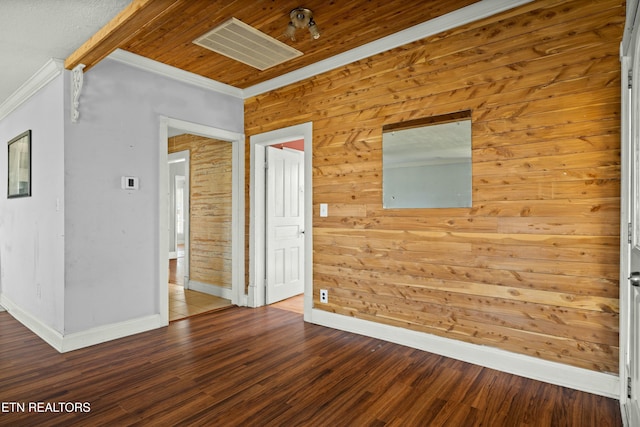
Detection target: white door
<box><xmin>266</xmin><ymin>146</ymin><xmax>304</xmax><ymax>304</ymax></box>
<box><xmin>623</xmin><ymin>1</ymin><xmax>640</xmax><ymax>423</ymax></box>
<box><xmin>627</xmin><ymin>261</ymin><xmax>640</xmax><ymax>424</ymax></box>
<box><xmin>627</xmin><ymin>106</ymin><xmax>640</xmax><ymax>423</ymax></box>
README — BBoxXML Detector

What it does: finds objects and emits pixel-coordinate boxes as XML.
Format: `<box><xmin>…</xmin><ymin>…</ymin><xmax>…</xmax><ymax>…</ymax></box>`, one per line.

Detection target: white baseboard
<box><xmin>61</xmin><ymin>314</ymin><xmax>164</xmax><ymax>352</ymax></box>
<box><xmin>188</xmin><ymin>280</ymin><xmax>234</xmax><ymax>300</ymax></box>
<box><xmin>1</xmin><ymin>293</ymin><xmax>64</xmax><ymax>350</ymax></box>
<box><xmin>0</xmin><ymin>293</ymin><xmax>164</xmax><ymax>353</ymax></box>
<box><xmin>309</xmin><ymin>309</ymin><xmax>620</xmax><ymax>399</ymax></box>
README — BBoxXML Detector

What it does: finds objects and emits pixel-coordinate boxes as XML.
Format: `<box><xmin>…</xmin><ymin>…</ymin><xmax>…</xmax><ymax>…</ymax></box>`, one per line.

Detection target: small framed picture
<box><xmin>7</xmin><ymin>130</ymin><xmax>31</xmax><ymax>198</ymax></box>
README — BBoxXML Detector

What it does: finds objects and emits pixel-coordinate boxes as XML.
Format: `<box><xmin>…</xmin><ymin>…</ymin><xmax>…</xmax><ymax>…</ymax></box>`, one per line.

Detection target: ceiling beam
<box><xmin>64</xmin><ymin>0</ymin><xmax>182</xmax><ymax>71</ymax></box>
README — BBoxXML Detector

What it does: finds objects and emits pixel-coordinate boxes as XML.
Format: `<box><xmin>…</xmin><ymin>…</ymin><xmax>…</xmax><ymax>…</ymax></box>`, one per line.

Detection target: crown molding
<box><xmin>94</xmin><ymin>0</ymin><xmax>536</xmax><ymax>101</ymax></box>
<box><xmin>0</xmin><ymin>59</ymin><xmax>64</xmax><ymax>122</ymax></box>
<box><xmin>243</xmin><ymin>0</ymin><xmax>534</xmax><ymax>98</ymax></box>
<box><xmin>0</xmin><ymin>0</ymin><xmax>534</xmax><ymax>118</ymax></box>
<box><xmin>107</xmin><ymin>49</ymin><xmax>244</xmax><ymax>99</ymax></box>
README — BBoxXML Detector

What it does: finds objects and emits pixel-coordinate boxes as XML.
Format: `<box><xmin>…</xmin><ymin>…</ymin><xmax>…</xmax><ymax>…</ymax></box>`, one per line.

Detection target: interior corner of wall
<box><xmin>0</xmin><ymin>293</ymin><xmax>64</xmax><ymax>351</ymax></box>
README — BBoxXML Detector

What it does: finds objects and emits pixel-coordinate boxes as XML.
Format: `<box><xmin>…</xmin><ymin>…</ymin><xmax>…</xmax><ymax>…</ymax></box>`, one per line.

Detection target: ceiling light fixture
<box><xmin>285</xmin><ymin>7</ymin><xmax>320</xmax><ymax>41</ymax></box>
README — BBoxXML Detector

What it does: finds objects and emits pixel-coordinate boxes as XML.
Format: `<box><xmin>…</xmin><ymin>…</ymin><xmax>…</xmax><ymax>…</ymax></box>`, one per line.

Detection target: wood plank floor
<box><xmin>271</xmin><ymin>294</ymin><xmax>304</xmax><ymax>314</ymax></box>
<box><xmin>0</xmin><ymin>306</ymin><xmax>621</xmax><ymax>426</ymax></box>
<box><xmin>169</xmin><ymin>253</ymin><xmax>185</xmax><ymax>286</ymax></box>
<box><xmin>169</xmin><ymin>249</ymin><xmax>232</xmax><ymax>321</ymax></box>
<box><xmin>169</xmin><ymin>282</ymin><xmax>232</xmax><ymax>321</ymax></box>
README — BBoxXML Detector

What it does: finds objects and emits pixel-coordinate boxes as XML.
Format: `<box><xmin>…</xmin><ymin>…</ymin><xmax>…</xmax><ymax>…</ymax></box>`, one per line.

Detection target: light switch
<box><xmin>320</xmin><ymin>203</ymin><xmax>328</xmax><ymax>217</ymax></box>
<box><xmin>121</xmin><ymin>176</ymin><xmax>139</xmax><ymax>190</ymax></box>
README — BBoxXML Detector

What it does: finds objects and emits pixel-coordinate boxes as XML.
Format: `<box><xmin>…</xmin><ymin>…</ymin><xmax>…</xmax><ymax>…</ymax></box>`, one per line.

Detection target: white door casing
<box><xmin>266</xmin><ymin>147</ymin><xmax>305</xmax><ymax>304</ymax></box>
<box><xmin>159</xmin><ymin>117</ymin><xmax>245</xmax><ymax>325</ymax></box>
<box><xmin>249</xmin><ymin>122</ymin><xmax>313</xmax><ymax>320</ymax></box>
<box><xmin>621</xmin><ymin>0</ymin><xmax>640</xmax><ymax>423</ymax></box>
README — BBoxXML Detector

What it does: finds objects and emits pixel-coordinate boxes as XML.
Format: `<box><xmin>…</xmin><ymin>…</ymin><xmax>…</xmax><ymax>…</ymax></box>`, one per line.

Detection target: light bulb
<box><xmin>309</xmin><ymin>22</ymin><xmax>320</xmax><ymax>40</ymax></box>
<box><xmin>285</xmin><ymin>22</ymin><xmax>296</xmax><ymax>41</ymax></box>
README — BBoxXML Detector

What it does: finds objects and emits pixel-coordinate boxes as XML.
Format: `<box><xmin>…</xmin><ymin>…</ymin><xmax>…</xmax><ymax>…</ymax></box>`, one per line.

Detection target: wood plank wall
<box><xmin>169</xmin><ymin>135</ymin><xmax>233</xmax><ymax>289</ymax></box>
<box><xmin>245</xmin><ymin>0</ymin><xmax>624</xmax><ymax>373</ymax></box>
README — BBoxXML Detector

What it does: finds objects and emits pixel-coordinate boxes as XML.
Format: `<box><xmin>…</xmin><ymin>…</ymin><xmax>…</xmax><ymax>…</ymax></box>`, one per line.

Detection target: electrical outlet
<box><xmin>320</xmin><ymin>289</ymin><xmax>328</xmax><ymax>303</ymax></box>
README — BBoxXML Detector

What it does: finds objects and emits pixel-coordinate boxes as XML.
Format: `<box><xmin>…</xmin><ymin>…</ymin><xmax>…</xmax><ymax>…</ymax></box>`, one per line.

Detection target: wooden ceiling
<box><xmin>65</xmin><ymin>0</ymin><xmax>479</xmax><ymax>90</ymax></box>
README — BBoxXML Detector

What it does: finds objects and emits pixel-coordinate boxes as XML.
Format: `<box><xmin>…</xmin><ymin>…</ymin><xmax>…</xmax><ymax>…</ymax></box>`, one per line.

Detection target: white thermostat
<box><xmin>121</xmin><ymin>176</ymin><xmax>139</xmax><ymax>190</ymax></box>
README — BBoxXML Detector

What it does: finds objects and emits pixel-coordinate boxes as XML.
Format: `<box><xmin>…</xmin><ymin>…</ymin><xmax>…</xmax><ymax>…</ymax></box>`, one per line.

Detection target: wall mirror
<box><xmin>382</xmin><ymin>111</ymin><xmax>472</xmax><ymax>209</ymax></box>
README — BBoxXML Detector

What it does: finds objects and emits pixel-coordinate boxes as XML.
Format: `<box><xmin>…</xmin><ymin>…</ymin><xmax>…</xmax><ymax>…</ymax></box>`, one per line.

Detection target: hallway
<box><xmin>169</xmin><ymin>246</ymin><xmax>232</xmax><ymax>321</ymax></box>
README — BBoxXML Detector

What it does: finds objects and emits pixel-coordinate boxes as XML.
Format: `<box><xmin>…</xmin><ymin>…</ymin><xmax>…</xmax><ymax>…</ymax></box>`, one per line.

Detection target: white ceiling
<box><xmin>0</xmin><ymin>0</ymin><xmax>131</xmax><ymax>105</ymax></box>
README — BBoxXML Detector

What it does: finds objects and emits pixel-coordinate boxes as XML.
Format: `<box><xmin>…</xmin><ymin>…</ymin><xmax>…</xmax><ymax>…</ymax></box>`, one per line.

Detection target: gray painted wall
<box><xmin>0</xmin><ymin>57</ymin><xmax>243</xmax><ymax>337</ymax></box>
<box><xmin>0</xmin><ymin>73</ymin><xmax>66</xmax><ymax>333</ymax></box>
<box><xmin>63</xmin><ymin>59</ymin><xmax>243</xmax><ymax>334</ymax></box>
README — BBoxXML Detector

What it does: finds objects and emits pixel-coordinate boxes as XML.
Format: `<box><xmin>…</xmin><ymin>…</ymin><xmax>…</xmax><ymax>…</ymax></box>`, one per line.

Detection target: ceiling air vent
<box><xmin>193</xmin><ymin>18</ymin><xmax>302</xmax><ymax>70</ymax></box>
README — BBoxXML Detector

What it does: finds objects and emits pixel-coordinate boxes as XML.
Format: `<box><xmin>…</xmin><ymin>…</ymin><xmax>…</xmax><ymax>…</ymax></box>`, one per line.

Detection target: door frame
<box><xmin>249</xmin><ymin>122</ymin><xmax>313</xmax><ymax>320</ymax></box>
<box><xmin>621</xmin><ymin>0</ymin><xmax>640</xmax><ymax>422</ymax></box>
<box><xmin>168</xmin><ymin>150</ymin><xmax>189</xmax><ymax>286</ymax></box>
<box><xmin>158</xmin><ymin>117</ymin><xmax>245</xmax><ymax>324</ymax></box>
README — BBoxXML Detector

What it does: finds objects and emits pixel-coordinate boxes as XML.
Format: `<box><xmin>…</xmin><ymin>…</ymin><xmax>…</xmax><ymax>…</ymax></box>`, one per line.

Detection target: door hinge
<box><xmin>628</xmin><ymin>376</ymin><xmax>633</xmax><ymax>398</ymax></box>
<box><xmin>629</xmin><ymin>223</ymin><xmax>633</xmax><ymax>244</ymax></box>
<box><xmin>629</xmin><ymin>69</ymin><xmax>633</xmax><ymax>89</ymax></box>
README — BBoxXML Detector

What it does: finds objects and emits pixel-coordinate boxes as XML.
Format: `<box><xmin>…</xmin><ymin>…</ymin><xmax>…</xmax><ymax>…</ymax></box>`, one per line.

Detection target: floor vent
<box><xmin>193</xmin><ymin>18</ymin><xmax>302</xmax><ymax>70</ymax></box>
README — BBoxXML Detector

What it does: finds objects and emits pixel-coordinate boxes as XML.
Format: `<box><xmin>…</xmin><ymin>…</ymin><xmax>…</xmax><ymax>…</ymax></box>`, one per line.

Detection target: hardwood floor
<box><xmin>169</xmin><ymin>283</ymin><xmax>232</xmax><ymax>321</ymax></box>
<box><xmin>0</xmin><ymin>305</ymin><xmax>621</xmax><ymax>426</ymax></box>
<box><xmin>169</xmin><ymin>247</ymin><xmax>232</xmax><ymax>321</ymax></box>
<box><xmin>168</xmin><ymin>250</ymin><xmax>186</xmax><ymax>286</ymax></box>
<box><xmin>271</xmin><ymin>294</ymin><xmax>304</xmax><ymax>314</ymax></box>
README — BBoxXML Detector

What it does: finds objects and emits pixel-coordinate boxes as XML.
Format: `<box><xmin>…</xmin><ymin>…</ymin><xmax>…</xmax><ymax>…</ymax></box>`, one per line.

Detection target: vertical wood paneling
<box><xmin>245</xmin><ymin>0</ymin><xmax>624</xmax><ymax>373</ymax></box>
<box><xmin>169</xmin><ymin>134</ymin><xmax>232</xmax><ymax>288</ymax></box>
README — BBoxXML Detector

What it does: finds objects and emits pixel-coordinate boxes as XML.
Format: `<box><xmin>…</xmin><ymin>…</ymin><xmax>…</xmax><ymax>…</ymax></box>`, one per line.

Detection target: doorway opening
<box><xmin>167</xmin><ymin>144</ymin><xmax>231</xmax><ymax>321</ymax></box>
<box><xmin>159</xmin><ymin>117</ymin><xmax>245</xmax><ymax>325</ymax></box>
<box><xmin>249</xmin><ymin>122</ymin><xmax>313</xmax><ymax>320</ymax></box>
<box><xmin>265</xmin><ymin>143</ymin><xmax>304</xmax><ymax>308</ymax></box>
<box><xmin>169</xmin><ymin>151</ymin><xmax>188</xmax><ymax>267</ymax></box>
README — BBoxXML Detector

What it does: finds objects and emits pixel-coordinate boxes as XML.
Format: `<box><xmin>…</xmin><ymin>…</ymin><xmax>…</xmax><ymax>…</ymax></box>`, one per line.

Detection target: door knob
<box><xmin>630</xmin><ymin>271</ymin><xmax>640</xmax><ymax>287</ymax></box>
